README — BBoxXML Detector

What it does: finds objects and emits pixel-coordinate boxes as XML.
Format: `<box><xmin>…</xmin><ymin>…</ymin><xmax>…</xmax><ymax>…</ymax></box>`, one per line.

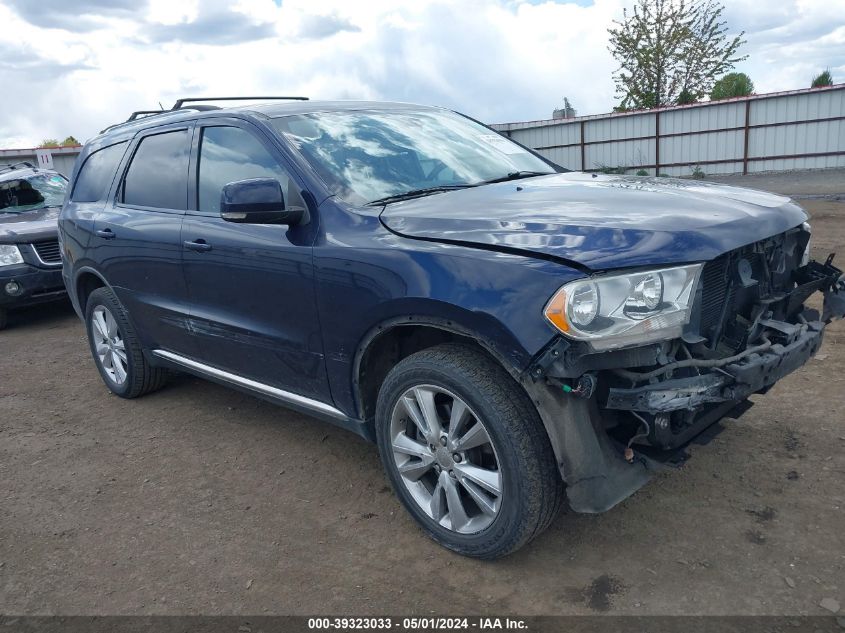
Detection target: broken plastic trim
<box><xmin>605</xmin><ymin>321</ymin><xmax>825</xmax><ymax>414</ymax></box>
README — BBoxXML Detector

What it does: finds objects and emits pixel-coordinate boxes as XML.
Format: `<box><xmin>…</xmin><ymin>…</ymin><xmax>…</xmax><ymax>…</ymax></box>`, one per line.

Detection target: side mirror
<box><xmin>220</xmin><ymin>178</ymin><xmax>303</xmax><ymax>225</ymax></box>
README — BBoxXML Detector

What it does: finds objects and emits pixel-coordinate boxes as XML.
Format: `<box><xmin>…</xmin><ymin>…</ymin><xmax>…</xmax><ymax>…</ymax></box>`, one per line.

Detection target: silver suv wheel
<box><xmin>90</xmin><ymin>305</ymin><xmax>128</xmax><ymax>385</ymax></box>
<box><xmin>389</xmin><ymin>384</ymin><xmax>502</xmax><ymax>534</ymax></box>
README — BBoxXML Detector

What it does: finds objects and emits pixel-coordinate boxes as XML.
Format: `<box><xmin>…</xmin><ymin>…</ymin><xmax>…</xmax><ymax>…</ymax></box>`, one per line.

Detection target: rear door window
<box><xmin>122</xmin><ymin>130</ymin><xmax>190</xmax><ymax>210</ymax></box>
<box><xmin>71</xmin><ymin>141</ymin><xmax>127</xmax><ymax>203</ymax></box>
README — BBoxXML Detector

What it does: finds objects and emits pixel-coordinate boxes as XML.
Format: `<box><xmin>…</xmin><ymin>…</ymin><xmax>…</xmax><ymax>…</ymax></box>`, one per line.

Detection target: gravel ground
<box><xmin>704</xmin><ymin>167</ymin><xmax>845</xmax><ymax>198</ymax></box>
<box><xmin>1</xmin><ymin>179</ymin><xmax>844</xmax><ymax>616</ymax></box>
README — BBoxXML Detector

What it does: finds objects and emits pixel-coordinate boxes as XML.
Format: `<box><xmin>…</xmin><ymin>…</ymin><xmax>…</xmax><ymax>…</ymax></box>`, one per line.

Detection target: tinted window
<box><xmin>123</xmin><ymin>130</ymin><xmax>189</xmax><ymax>210</ymax></box>
<box><xmin>198</xmin><ymin>126</ymin><xmax>290</xmax><ymax>214</ymax></box>
<box><xmin>71</xmin><ymin>142</ymin><xmax>127</xmax><ymax>202</ymax></box>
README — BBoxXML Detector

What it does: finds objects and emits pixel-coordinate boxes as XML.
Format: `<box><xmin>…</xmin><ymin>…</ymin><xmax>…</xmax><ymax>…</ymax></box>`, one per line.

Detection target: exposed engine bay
<box><xmin>536</xmin><ymin>224</ymin><xmax>845</xmax><ymax>455</ymax></box>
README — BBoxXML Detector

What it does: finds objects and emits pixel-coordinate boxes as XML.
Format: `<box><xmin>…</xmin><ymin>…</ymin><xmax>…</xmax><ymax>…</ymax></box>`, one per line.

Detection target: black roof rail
<box><xmin>126</xmin><ymin>109</ymin><xmax>166</xmax><ymax>122</ymax></box>
<box><xmin>100</xmin><ymin>106</ymin><xmax>207</xmax><ymax>133</ymax></box>
<box><xmin>0</xmin><ymin>161</ymin><xmax>37</xmax><ymax>174</ymax></box>
<box><xmin>171</xmin><ymin>96</ymin><xmax>309</xmax><ymax>109</ymax></box>
<box><xmin>100</xmin><ymin>96</ymin><xmax>310</xmax><ymax>135</ymax></box>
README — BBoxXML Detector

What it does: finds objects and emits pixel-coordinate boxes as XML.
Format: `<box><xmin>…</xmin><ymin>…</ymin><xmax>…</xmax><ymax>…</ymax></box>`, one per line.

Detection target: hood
<box><xmin>0</xmin><ymin>207</ymin><xmax>61</xmax><ymax>243</ymax></box>
<box><xmin>379</xmin><ymin>172</ymin><xmax>808</xmax><ymax>271</ymax></box>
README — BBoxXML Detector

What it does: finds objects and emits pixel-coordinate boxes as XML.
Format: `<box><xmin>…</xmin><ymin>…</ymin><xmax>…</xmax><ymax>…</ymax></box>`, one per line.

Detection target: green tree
<box><xmin>61</xmin><ymin>135</ymin><xmax>80</xmax><ymax>146</ymax></box>
<box><xmin>710</xmin><ymin>72</ymin><xmax>754</xmax><ymax>100</ymax></box>
<box><xmin>608</xmin><ymin>0</ymin><xmax>747</xmax><ymax>109</ymax></box>
<box><xmin>38</xmin><ymin>139</ymin><xmax>60</xmax><ymax>148</ymax></box>
<box><xmin>811</xmin><ymin>69</ymin><xmax>832</xmax><ymax>88</ymax></box>
<box><xmin>677</xmin><ymin>88</ymin><xmax>697</xmax><ymax>104</ymax></box>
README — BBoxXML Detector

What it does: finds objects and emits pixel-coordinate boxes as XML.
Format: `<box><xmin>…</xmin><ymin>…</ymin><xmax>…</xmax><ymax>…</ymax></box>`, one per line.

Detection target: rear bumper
<box><xmin>63</xmin><ymin>270</ymin><xmax>84</xmax><ymax>318</ymax></box>
<box><xmin>0</xmin><ymin>264</ymin><xmax>66</xmax><ymax>310</ymax></box>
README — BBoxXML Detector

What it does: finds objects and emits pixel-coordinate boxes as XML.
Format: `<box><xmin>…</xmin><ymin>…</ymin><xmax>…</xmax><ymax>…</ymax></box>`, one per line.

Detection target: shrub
<box><xmin>594</xmin><ymin>164</ymin><xmax>629</xmax><ymax>175</ymax></box>
<box><xmin>677</xmin><ymin>89</ymin><xmax>698</xmax><ymax>105</ymax></box>
<box><xmin>811</xmin><ymin>69</ymin><xmax>833</xmax><ymax>88</ymax></box>
<box><xmin>710</xmin><ymin>72</ymin><xmax>754</xmax><ymax>100</ymax></box>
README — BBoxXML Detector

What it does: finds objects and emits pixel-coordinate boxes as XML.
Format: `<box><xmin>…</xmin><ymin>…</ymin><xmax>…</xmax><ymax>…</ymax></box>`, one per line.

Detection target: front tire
<box><xmin>84</xmin><ymin>287</ymin><xmax>167</xmax><ymax>398</ymax></box>
<box><xmin>375</xmin><ymin>343</ymin><xmax>563</xmax><ymax>558</ymax></box>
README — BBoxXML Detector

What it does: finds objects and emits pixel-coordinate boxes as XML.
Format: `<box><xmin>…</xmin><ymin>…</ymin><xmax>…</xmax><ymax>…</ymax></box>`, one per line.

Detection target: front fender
<box><xmin>353</xmin><ymin>299</ymin><xmax>536</xmax><ymax>375</ymax></box>
<box><xmin>314</xmin><ymin>206</ymin><xmax>585</xmax><ymax>417</ymax></box>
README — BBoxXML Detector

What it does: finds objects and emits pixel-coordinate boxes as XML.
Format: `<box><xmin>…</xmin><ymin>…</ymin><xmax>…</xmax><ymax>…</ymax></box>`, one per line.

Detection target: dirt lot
<box><xmin>1</xmin><ymin>175</ymin><xmax>844</xmax><ymax>616</ymax></box>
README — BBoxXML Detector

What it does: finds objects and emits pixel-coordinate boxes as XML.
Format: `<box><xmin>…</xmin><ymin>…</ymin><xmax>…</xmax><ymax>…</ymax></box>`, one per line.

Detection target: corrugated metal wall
<box><xmin>493</xmin><ymin>85</ymin><xmax>845</xmax><ymax>177</ymax></box>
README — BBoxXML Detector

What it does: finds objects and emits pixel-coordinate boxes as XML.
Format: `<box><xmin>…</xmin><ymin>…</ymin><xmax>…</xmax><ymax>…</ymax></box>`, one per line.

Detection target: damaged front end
<box><xmin>525</xmin><ymin>224</ymin><xmax>845</xmax><ymax>513</ymax></box>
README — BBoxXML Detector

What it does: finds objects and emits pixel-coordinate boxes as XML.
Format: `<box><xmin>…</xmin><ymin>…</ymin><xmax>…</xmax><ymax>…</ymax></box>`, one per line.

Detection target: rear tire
<box><xmin>375</xmin><ymin>343</ymin><xmax>563</xmax><ymax>559</ymax></box>
<box><xmin>84</xmin><ymin>287</ymin><xmax>167</xmax><ymax>398</ymax></box>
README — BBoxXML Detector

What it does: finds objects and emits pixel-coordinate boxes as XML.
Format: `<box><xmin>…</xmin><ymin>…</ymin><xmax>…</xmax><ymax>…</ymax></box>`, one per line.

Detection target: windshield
<box><xmin>0</xmin><ymin>173</ymin><xmax>68</xmax><ymax>214</ymax></box>
<box><xmin>271</xmin><ymin>109</ymin><xmax>557</xmax><ymax>205</ymax></box>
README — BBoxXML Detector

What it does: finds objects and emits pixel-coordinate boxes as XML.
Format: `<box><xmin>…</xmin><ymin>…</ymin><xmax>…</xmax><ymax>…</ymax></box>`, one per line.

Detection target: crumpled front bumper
<box><xmin>605</xmin><ymin>321</ymin><xmax>826</xmax><ymax>414</ymax></box>
<box><xmin>605</xmin><ymin>277</ymin><xmax>845</xmax><ymax>414</ymax></box>
<box><xmin>523</xmin><ymin>269</ymin><xmax>845</xmax><ymax>515</ymax></box>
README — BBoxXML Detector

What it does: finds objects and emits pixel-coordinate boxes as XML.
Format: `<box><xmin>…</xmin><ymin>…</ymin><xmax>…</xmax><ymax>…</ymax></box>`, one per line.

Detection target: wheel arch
<box><xmin>353</xmin><ymin>312</ymin><xmax>537</xmax><ymax>436</ymax></box>
<box><xmin>72</xmin><ymin>266</ymin><xmax>111</xmax><ymax>315</ymax></box>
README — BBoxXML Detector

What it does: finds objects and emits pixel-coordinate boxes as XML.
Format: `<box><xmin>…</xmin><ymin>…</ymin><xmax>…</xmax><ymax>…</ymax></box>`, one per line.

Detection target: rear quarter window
<box><xmin>122</xmin><ymin>130</ymin><xmax>189</xmax><ymax>210</ymax></box>
<box><xmin>70</xmin><ymin>142</ymin><xmax>127</xmax><ymax>203</ymax></box>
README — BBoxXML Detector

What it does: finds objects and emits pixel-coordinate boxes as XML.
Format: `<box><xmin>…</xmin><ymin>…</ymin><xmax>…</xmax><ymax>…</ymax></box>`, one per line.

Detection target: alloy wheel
<box><xmin>389</xmin><ymin>385</ymin><xmax>503</xmax><ymax>534</ymax></box>
<box><xmin>91</xmin><ymin>305</ymin><xmax>128</xmax><ymax>385</ymax></box>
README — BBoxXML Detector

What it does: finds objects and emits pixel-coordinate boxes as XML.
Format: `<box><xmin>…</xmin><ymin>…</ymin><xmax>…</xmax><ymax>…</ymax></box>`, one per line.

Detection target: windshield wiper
<box><xmin>367</xmin><ymin>184</ymin><xmax>475</xmax><ymax>206</ymax></box>
<box><xmin>366</xmin><ymin>171</ymin><xmax>553</xmax><ymax>206</ymax></box>
<box><xmin>479</xmin><ymin>170</ymin><xmax>554</xmax><ymax>185</ymax></box>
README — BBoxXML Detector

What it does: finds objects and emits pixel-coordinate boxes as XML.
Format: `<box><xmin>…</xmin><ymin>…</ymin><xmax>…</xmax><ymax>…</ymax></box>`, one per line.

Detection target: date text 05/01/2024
<box><xmin>306</xmin><ymin>617</ymin><xmax>528</xmax><ymax>630</ymax></box>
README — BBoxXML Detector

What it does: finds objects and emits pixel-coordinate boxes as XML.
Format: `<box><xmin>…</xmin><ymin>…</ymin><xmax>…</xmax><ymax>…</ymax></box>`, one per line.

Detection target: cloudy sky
<box><xmin>0</xmin><ymin>0</ymin><xmax>843</xmax><ymax>148</ymax></box>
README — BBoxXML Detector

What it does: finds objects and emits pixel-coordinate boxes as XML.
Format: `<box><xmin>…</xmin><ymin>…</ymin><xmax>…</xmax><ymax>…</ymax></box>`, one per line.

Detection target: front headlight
<box><xmin>0</xmin><ymin>244</ymin><xmax>24</xmax><ymax>267</ymax></box>
<box><xmin>544</xmin><ymin>264</ymin><xmax>703</xmax><ymax>351</ymax></box>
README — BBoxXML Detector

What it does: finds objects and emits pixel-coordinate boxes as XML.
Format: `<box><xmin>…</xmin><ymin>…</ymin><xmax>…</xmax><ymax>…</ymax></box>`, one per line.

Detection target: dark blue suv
<box><xmin>59</xmin><ymin>98</ymin><xmax>845</xmax><ymax>558</ymax></box>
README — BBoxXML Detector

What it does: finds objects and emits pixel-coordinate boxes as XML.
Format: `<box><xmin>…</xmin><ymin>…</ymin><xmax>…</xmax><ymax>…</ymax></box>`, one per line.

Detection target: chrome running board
<box><xmin>152</xmin><ymin>349</ymin><xmax>347</xmax><ymax>420</ymax></box>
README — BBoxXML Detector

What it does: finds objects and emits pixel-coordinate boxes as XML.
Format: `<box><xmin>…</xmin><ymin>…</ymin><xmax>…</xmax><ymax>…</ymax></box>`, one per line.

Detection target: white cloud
<box><xmin>722</xmin><ymin>0</ymin><xmax>845</xmax><ymax>94</ymax></box>
<box><xmin>1</xmin><ymin>0</ymin><xmax>843</xmax><ymax>147</ymax></box>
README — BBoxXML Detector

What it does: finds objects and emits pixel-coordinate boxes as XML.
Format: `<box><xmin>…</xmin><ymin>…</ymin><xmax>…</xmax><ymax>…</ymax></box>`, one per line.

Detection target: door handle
<box><xmin>95</xmin><ymin>228</ymin><xmax>116</xmax><ymax>240</ymax></box>
<box><xmin>183</xmin><ymin>239</ymin><xmax>212</xmax><ymax>252</ymax></box>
